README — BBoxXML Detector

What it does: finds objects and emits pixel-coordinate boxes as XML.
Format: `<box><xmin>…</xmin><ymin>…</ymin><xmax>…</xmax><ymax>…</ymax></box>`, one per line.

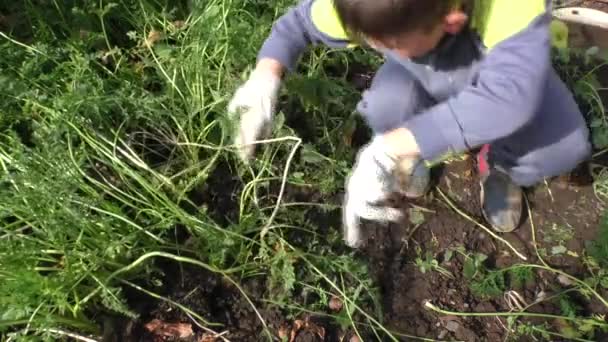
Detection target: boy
<box><xmin>228</xmin><ymin>0</ymin><xmax>591</xmax><ymax>248</ymax></box>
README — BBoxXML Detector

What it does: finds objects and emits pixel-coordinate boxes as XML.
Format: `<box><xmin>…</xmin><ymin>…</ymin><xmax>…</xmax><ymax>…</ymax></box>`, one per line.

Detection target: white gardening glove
<box><xmin>228</xmin><ymin>69</ymin><xmax>281</xmax><ymax>162</ymax></box>
<box><xmin>343</xmin><ymin>136</ymin><xmax>428</xmax><ymax>248</ymax></box>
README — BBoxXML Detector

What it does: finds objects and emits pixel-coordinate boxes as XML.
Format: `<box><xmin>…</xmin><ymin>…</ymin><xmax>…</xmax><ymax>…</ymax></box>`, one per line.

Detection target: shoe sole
<box><xmin>479</xmin><ymin>175</ymin><xmax>523</xmax><ymax>233</ymax></box>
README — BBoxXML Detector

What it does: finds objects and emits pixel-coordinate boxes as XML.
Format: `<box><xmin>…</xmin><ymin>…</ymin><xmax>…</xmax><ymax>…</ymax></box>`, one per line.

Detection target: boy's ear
<box><xmin>443</xmin><ymin>11</ymin><xmax>468</xmax><ymax>35</ymax></box>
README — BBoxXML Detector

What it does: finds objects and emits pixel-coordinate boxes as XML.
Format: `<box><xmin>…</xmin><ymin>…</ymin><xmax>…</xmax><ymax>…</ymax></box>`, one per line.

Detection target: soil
<box><xmin>110</xmin><ymin>5</ymin><xmax>608</xmax><ymax>341</ymax></box>
<box><xmin>111</xmin><ymin>154</ymin><xmax>608</xmax><ymax>342</ymax></box>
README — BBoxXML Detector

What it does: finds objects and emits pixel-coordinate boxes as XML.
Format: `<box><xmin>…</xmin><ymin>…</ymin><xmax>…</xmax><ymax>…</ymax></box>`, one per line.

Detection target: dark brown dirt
<box><xmin>111</xmin><ymin>21</ymin><xmax>608</xmax><ymax>342</ymax></box>
<box><xmin>111</xmin><ymin>154</ymin><xmax>608</xmax><ymax>342</ymax></box>
<box><xmin>357</xmin><ymin>155</ymin><xmax>607</xmax><ymax>342</ymax></box>
<box><xmin>105</xmin><ymin>260</ymin><xmax>286</xmax><ymax>342</ymax></box>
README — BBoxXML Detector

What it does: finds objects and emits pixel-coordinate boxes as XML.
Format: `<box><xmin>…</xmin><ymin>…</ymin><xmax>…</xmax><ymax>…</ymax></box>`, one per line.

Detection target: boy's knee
<box><xmin>568</xmin><ymin>127</ymin><xmax>592</xmax><ymax>166</ymax></box>
<box><xmin>514</xmin><ymin>127</ymin><xmax>591</xmax><ymax>186</ymax></box>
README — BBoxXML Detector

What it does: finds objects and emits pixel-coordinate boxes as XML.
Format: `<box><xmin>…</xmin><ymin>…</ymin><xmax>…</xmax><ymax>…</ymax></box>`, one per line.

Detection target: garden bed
<box><xmin>2</xmin><ymin>1</ymin><xmax>608</xmax><ymax>342</ymax></box>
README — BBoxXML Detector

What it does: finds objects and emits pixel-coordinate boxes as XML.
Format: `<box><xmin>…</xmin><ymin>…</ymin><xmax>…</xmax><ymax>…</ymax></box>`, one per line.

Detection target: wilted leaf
<box><xmin>408</xmin><ymin>208</ymin><xmax>425</xmax><ymax>226</ymax></box>
<box><xmin>301</xmin><ymin>144</ymin><xmax>325</xmax><ymax>164</ymax></box>
<box><xmin>288</xmin><ymin>318</ymin><xmax>326</xmax><ymax>342</ymax></box>
<box><xmin>145</xmin><ymin>30</ymin><xmax>162</xmax><ymax>46</ymax></box>
<box><xmin>444</xmin><ymin>249</ymin><xmax>453</xmax><ymax>263</ymax></box>
<box><xmin>463</xmin><ymin>258</ymin><xmax>476</xmax><ymax>280</ymax></box>
<box><xmin>290</xmin><ymin>320</ymin><xmax>304</xmax><ymax>342</ymax></box>
<box><xmin>552</xmin><ymin>245</ymin><xmax>568</xmax><ymax>255</ymax></box>
<box><xmin>200</xmin><ymin>333</ymin><xmax>219</xmax><ymax>342</ymax></box>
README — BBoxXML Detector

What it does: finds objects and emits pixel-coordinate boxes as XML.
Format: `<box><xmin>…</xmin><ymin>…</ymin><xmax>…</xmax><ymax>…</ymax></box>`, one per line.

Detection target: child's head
<box><xmin>333</xmin><ymin>0</ymin><xmax>468</xmax><ymax>58</ymax></box>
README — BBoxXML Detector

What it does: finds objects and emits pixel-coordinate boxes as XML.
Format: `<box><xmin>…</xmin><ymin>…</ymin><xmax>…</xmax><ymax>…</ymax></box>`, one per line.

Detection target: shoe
<box><xmin>395</xmin><ymin>157</ymin><xmax>430</xmax><ymax>198</ymax></box>
<box><xmin>477</xmin><ymin>145</ymin><xmax>523</xmax><ymax>232</ymax></box>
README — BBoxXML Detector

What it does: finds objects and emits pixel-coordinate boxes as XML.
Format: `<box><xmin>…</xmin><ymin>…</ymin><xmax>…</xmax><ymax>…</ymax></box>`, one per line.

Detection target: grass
<box><xmin>0</xmin><ymin>1</ymin><xmax>389</xmax><ymax>340</ymax></box>
<box><xmin>1</xmin><ymin>1</ymin><xmax>608</xmax><ymax>341</ymax></box>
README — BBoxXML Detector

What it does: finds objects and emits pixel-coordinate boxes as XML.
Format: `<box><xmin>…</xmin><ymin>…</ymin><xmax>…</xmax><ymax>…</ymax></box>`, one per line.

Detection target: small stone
<box><xmin>536</xmin><ymin>291</ymin><xmax>548</xmax><ymax>302</ymax></box>
<box><xmin>446</xmin><ymin>321</ymin><xmax>460</xmax><ymax>332</ymax></box>
<box><xmin>558</xmin><ymin>274</ymin><xmax>575</xmax><ymax>287</ymax></box>
<box><xmin>349</xmin><ymin>335</ymin><xmax>361</xmax><ymax>342</ymax></box>
<box><xmin>438</xmin><ymin>330</ymin><xmax>449</xmax><ymax>339</ymax></box>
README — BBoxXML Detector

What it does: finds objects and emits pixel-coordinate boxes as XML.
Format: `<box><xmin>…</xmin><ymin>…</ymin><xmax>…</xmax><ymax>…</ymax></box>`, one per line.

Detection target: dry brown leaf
<box><xmin>290</xmin><ymin>320</ymin><xmax>304</xmax><ymax>342</ymax></box>
<box><xmin>278</xmin><ymin>324</ymin><xmax>290</xmax><ymax>340</ymax></box>
<box><xmin>288</xmin><ymin>318</ymin><xmax>326</xmax><ymax>341</ymax></box>
<box><xmin>329</xmin><ymin>296</ymin><xmax>343</xmax><ymax>312</ymax></box>
<box><xmin>312</xmin><ymin>325</ymin><xmax>325</xmax><ymax>340</ymax></box>
<box><xmin>199</xmin><ymin>333</ymin><xmax>218</xmax><ymax>342</ymax></box>
<box><xmin>144</xmin><ymin>319</ymin><xmax>193</xmax><ymax>339</ymax></box>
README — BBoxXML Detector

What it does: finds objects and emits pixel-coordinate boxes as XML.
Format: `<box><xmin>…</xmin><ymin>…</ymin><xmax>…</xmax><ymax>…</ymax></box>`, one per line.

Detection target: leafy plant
<box><xmin>415</xmin><ymin>249</ymin><xmax>454</xmax><ymax>279</ymax></box>
<box><xmin>589</xmin><ymin>213</ymin><xmax>608</xmax><ymax>267</ymax></box>
<box><xmin>454</xmin><ymin>247</ymin><xmax>535</xmax><ymax>299</ymax></box>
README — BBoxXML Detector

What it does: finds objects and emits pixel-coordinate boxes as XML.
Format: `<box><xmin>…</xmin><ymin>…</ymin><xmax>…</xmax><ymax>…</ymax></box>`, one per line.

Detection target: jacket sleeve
<box><xmin>257</xmin><ymin>0</ymin><xmax>355</xmax><ymax>71</ymax></box>
<box><xmin>404</xmin><ymin>0</ymin><xmax>553</xmax><ymax>161</ymax></box>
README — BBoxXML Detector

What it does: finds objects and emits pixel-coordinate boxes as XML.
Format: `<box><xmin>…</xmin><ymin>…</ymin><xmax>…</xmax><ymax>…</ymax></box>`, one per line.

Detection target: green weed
<box><xmin>414</xmin><ymin>249</ymin><xmax>454</xmax><ymax>280</ymax></box>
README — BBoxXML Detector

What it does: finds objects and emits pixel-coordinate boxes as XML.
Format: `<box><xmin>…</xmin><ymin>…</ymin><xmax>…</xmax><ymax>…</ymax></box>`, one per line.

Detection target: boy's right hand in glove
<box><xmin>342</xmin><ymin>135</ymin><xmax>430</xmax><ymax>248</ymax></box>
<box><xmin>227</xmin><ymin>60</ymin><xmax>283</xmax><ymax>162</ymax></box>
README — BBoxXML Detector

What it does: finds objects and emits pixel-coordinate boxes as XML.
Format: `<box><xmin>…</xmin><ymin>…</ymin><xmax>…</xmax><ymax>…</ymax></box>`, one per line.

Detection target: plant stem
<box><xmin>0</xmin><ymin>316</ymin><xmax>99</xmax><ymax>334</ymax></box>
<box><xmin>437</xmin><ymin>188</ymin><xmax>528</xmax><ymax>260</ymax></box>
<box><xmin>259</xmin><ymin>136</ymin><xmax>302</xmax><ymax>239</ymax></box>
<box><xmin>526</xmin><ymin>195</ymin><xmax>608</xmax><ymax>308</ymax></box>
<box><xmin>525</xmin><ymin>194</ymin><xmax>550</xmax><ymax>269</ymax></box>
<box><xmin>530</xmin><ymin>326</ymin><xmax>596</xmax><ymax>342</ymax></box>
<box><xmin>41</xmin><ymin>329</ymin><xmax>99</xmax><ymax>342</ymax></box>
<box><xmin>425</xmin><ymin>301</ymin><xmax>608</xmax><ymax>328</ymax></box>
<box><xmin>285</xmin><ymin>240</ymin><xmax>440</xmax><ymax>342</ymax></box>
